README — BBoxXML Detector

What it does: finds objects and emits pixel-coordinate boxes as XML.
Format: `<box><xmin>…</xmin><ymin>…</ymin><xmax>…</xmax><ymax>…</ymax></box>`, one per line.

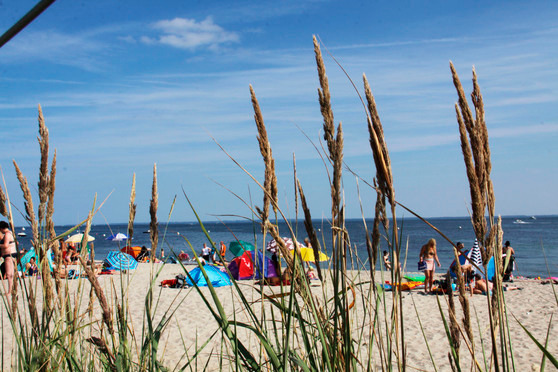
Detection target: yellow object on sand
<box><xmin>292</xmin><ymin>247</ymin><xmax>329</xmax><ymax>262</ymax></box>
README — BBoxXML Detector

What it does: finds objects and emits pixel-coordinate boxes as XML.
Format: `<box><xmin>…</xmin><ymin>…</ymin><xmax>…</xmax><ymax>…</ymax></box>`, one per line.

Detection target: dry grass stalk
<box><xmin>250</xmin><ymin>85</ymin><xmax>277</xmax><ymax>224</ymax></box>
<box><xmin>0</xmin><ymin>183</ymin><xmax>7</xmax><ymax>217</ymax></box>
<box><xmin>446</xmin><ymin>271</ymin><xmax>461</xmax><ymax>361</ymax></box>
<box><xmin>37</xmin><ymin>104</ymin><xmax>50</xmax><ymax>225</ymax></box>
<box><xmin>45</xmin><ymin>151</ymin><xmax>63</xmax><ymax>302</ymax></box>
<box><xmin>363</xmin><ymin>74</ymin><xmax>399</xmax><ymax>267</ymax></box>
<box><xmin>363</xmin><ymin>66</ymin><xmax>406</xmax><ymax>371</ymax></box>
<box><xmin>370</xmin><ymin>181</ymin><xmax>387</xmax><ymax>271</ymax></box>
<box><xmin>13</xmin><ymin>161</ymin><xmax>39</xmax><ymax>250</ymax></box>
<box><xmin>363</xmin><ymin>77</ymin><xmax>393</xmax><ymax>190</ymax></box>
<box><xmin>264</xmin><ymin>220</ymin><xmax>293</xmax><ymax>269</ymax></box>
<box><xmin>128</xmin><ymin>173</ymin><xmax>137</xmax><ymax>242</ymax></box>
<box><xmin>313</xmin><ymin>36</ymin><xmax>344</xmax><ymax>229</ymax></box>
<box><xmin>452</xmin><ymin>248</ymin><xmax>474</xmax><ymax>346</ymax></box>
<box><xmin>363</xmin><ymin>75</ymin><xmax>394</xmax><ymax>205</ymax></box>
<box><xmin>78</xmin><ymin>254</ymin><xmax>114</xmax><ymax>335</ymax></box>
<box><xmin>293</xmin><ymin>154</ymin><xmax>298</xmax><ymax>220</ymax></box>
<box><xmin>297</xmin><ymin>179</ymin><xmax>323</xmax><ymax>281</ymax></box>
<box><xmin>150</xmin><ymin>164</ymin><xmax>159</xmax><ymax>261</ymax></box>
<box><xmin>450</xmin><ymin>62</ymin><xmax>496</xmax><ymax>263</ymax></box>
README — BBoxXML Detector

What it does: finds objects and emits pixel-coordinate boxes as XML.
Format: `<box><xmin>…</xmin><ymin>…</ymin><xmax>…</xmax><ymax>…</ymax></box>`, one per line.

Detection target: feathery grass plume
<box><xmin>250</xmin><ymin>85</ymin><xmax>277</xmax><ymax>223</ymax></box>
<box><xmin>313</xmin><ymin>36</ymin><xmax>343</xmax><ymax>228</ymax></box>
<box><xmin>128</xmin><ymin>173</ymin><xmax>137</xmax><ymax>243</ymax></box>
<box><xmin>13</xmin><ymin>161</ymin><xmax>39</xmax><ymax>250</ymax></box>
<box><xmin>363</xmin><ymin>75</ymin><xmax>398</xmax><ymax>250</ymax></box>
<box><xmin>0</xmin><ymin>183</ymin><xmax>7</xmax><ymax>217</ymax></box>
<box><xmin>37</xmin><ymin>104</ymin><xmax>50</xmax><ymax>225</ymax></box>
<box><xmin>297</xmin><ymin>179</ymin><xmax>323</xmax><ymax>281</ymax></box>
<box><xmin>315</xmin><ymin>36</ymin><xmax>361</xmax><ymax>371</ymax></box>
<box><xmin>450</xmin><ymin>62</ymin><xmax>496</xmax><ymax>263</ymax></box>
<box><xmin>150</xmin><ymin>164</ymin><xmax>159</xmax><ymax>261</ymax></box>
<box><xmin>363</xmin><ymin>69</ymin><xmax>406</xmax><ymax>371</ymax></box>
<box><xmin>363</xmin><ymin>75</ymin><xmax>394</xmax><ymax>204</ymax></box>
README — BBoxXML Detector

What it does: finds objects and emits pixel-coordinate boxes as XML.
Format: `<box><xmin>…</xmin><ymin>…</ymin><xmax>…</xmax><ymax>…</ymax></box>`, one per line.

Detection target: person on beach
<box><xmin>136</xmin><ymin>246</ymin><xmax>149</xmax><ymax>262</ymax></box>
<box><xmin>502</xmin><ymin>241</ymin><xmax>515</xmax><ymax>281</ymax></box>
<box><xmin>419</xmin><ymin>238</ymin><xmax>441</xmax><ymax>293</ymax></box>
<box><xmin>383</xmin><ymin>250</ymin><xmax>392</xmax><ymax>270</ymax></box>
<box><xmin>306</xmin><ymin>266</ymin><xmax>318</xmax><ymax>280</ymax></box>
<box><xmin>201</xmin><ymin>243</ymin><xmax>211</xmax><ymax>263</ymax></box>
<box><xmin>503</xmin><ymin>241</ymin><xmax>515</xmax><ymax>256</ymax></box>
<box><xmin>219</xmin><ymin>241</ymin><xmax>227</xmax><ymax>258</ymax></box>
<box><xmin>178</xmin><ymin>250</ymin><xmax>190</xmax><ymax>261</ymax></box>
<box><xmin>472</xmin><ymin>274</ymin><xmax>493</xmax><ymax>295</ymax></box>
<box><xmin>0</xmin><ymin>221</ymin><xmax>18</xmax><ymax>295</ymax></box>
<box><xmin>26</xmin><ymin>256</ymin><xmax>39</xmax><ymax>276</ymax></box>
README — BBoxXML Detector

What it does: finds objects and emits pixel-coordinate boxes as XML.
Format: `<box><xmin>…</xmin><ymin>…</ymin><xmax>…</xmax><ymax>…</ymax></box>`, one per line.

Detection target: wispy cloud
<box><xmin>0</xmin><ymin>29</ymin><xmax>108</xmax><ymax>71</ymax></box>
<box><xmin>141</xmin><ymin>17</ymin><xmax>239</xmax><ymax>50</ymax></box>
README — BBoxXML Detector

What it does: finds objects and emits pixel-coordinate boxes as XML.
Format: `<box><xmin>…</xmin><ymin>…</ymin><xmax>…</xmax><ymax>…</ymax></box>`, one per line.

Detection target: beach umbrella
<box><xmin>229</xmin><ymin>240</ymin><xmax>255</xmax><ymax>257</ymax></box>
<box><xmin>293</xmin><ymin>247</ymin><xmax>329</xmax><ymax>262</ymax></box>
<box><xmin>468</xmin><ymin>240</ymin><xmax>483</xmax><ymax>275</ymax></box>
<box><xmin>104</xmin><ymin>251</ymin><xmax>138</xmax><ymax>270</ymax></box>
<box><xmin>266</xmin><ymin>237</ymin><xmax>295</xmax><ymax>253</ymax></box>
<box><xmin>107</xmin><ymin>233</ymin><xmax>128</xmax><ymax>241</ymax></box>
<box><xmin>66</xmin><ymin>233</ymin><xmax>95</xmax><ymax>243</ymax></box>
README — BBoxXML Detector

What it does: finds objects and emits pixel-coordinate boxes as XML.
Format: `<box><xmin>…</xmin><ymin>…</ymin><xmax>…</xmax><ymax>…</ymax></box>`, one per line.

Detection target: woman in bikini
<box><xmin>419</xmin><ymin>238</ymin><xmax>441</xmax><ymax>293</ymax></box>
<box><xmin>0</xmin><ymin>221</ymin><xmax>18</xmax><ymax>295</ymax></box>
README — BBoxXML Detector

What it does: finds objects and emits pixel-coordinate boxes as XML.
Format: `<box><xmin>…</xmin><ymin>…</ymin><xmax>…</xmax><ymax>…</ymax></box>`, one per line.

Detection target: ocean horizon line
<box><xmin>40</xmin><ymin>213</ymin><xmax>557</xmax><ymax>228</ymax></box>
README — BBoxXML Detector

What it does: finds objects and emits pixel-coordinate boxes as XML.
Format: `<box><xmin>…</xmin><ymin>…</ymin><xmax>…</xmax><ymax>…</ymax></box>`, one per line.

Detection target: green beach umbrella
<box><xmin>229</xmin><ymin>240</ymin><xmax>255</xmax><ymax>257</ymax></box>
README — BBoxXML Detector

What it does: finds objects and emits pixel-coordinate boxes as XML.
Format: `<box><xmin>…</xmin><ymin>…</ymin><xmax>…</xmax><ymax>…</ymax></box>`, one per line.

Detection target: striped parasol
<box><xmin>468</xmin><ymin>239</ymin><xmax>483</xmax><ymax>275</ymax></box>
<box><xmin>266</xmin><ymin>237</ymin><xmax>295</xmax><ymax>253</ymax></box>
<box><xmin>104</xmin><ymin>251</ymin><xmax>138</xmax><ymax>270</ymax></box>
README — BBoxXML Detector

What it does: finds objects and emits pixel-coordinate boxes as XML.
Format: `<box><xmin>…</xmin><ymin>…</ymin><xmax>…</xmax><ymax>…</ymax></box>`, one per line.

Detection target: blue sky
<box><xmin>1</xmin><ymin>0</ymin><xmax>557</xmax><ymax>226</ymax></box>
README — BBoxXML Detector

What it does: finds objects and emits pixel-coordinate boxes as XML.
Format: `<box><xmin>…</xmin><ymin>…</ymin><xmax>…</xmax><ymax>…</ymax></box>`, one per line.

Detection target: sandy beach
<box><xmin>1</xmin><ymin>263</ymin><xmax>557</xmax><ymax>370</ymax></box>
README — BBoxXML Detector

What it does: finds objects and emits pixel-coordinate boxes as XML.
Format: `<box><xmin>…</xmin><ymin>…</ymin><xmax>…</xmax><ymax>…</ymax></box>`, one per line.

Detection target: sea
<box><xmin>16</xmin><ymin>215</ymin><xmax>558</xmax><ymax>278</ymax></box>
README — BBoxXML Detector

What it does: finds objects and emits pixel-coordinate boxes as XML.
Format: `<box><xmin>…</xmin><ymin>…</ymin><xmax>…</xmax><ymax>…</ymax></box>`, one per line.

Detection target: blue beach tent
<box><xmin>186</xmin><ymin>264</ymin><xmax>232</xmax><ymax>287</ymax></box>
<box><xmin>18</xmin><ymin>248</ymin><xmax>53</xmax><ymax>272</ymax></box>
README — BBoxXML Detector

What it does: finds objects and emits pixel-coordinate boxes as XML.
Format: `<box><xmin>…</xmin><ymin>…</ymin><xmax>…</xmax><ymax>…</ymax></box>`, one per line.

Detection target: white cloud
<box><xmin>142</xmin><ymin>17</ymin><xmax>239</xmax><ymax>50</ymax></box>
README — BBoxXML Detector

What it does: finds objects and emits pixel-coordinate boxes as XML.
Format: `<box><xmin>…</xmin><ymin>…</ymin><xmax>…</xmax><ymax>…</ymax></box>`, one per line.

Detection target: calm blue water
<box><xmin>25</xmin><ymin>215</ymin><xmax>557</xmax><ymax>277</ymax></box>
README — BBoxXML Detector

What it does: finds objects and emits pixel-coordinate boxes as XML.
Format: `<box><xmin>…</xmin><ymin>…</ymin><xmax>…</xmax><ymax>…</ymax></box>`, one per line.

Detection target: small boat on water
<box><xmin>530</xmin><ymin>216</ymin><xmax>537</xmax><ymax>220</ymax></box>
<box><xmin>513</xmin><ymin>219</ymin><xmax>528</xmax><ymax>224</ymax></box>
<box><xmin>17</xmin><ymin>227</ymin><xmax>27</xmax><ymax>237</ymax></box>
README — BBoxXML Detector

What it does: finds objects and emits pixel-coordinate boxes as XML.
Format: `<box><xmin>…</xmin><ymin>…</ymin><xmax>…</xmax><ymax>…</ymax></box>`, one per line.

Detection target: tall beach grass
<box><xmin>0</xmin><ymin>39</ymin><xmax>556</xmax><ymax>371</ymax></box>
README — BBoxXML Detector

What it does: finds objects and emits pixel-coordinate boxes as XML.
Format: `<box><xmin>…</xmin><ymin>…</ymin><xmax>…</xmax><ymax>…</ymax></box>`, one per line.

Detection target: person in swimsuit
<box><xmin>0</xmin><ymin>221</ymin><xmax>18</xmax><ymax>295</ymax></box>
<box><xmin>419</xmin><ymin>238</ymin><xmax>441</xmax><ymax>293</ymax></box>
<box><xmin>26</xmin><ymin>256</ymin><xmax>39</xmax><ymax>276</ymax></box>
<box><xmin>383</xmin><ymin>250</ymin><xmax>392</xmax><ymax>270</ymax></box>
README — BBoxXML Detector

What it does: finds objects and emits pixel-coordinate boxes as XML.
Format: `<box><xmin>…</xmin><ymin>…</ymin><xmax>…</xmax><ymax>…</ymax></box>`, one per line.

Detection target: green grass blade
<box><xmin>513</xmin><ymin>314</ymin><xmax>558</xmax><ymax>369</ymax></box>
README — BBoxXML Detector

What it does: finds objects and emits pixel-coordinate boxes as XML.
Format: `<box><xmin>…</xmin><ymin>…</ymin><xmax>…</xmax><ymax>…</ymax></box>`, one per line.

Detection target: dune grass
<box><xmin>0</xmin><ymin>38</ymin><xmax>556</xmax><ymax>371</ymax></box>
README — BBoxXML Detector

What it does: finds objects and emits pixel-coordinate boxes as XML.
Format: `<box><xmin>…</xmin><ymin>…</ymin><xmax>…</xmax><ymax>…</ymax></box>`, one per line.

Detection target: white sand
<box><xmin>1</xmin><ymin>263</ymin><xmax>557</xmax><ymax>370</ymax></box>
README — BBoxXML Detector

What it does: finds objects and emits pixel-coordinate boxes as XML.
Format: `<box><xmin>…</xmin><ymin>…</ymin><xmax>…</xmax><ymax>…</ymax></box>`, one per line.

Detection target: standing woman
<box><xmin>419</xmin><ymin>238</ymin><xmax>441</xmax><ymax>293</ymax></box>
<box><xmin>0</xmin><ymin>221</ymin><xmax>18</xmax><ymax>295</ymax></box>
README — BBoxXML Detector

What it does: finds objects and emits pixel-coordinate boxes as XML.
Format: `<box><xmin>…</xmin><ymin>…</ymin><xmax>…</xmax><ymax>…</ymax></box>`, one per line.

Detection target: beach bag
<box><xmin>418</xmin><ymin>261</ymin><xmax>427</xmax><ymax>271</ymax></box>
